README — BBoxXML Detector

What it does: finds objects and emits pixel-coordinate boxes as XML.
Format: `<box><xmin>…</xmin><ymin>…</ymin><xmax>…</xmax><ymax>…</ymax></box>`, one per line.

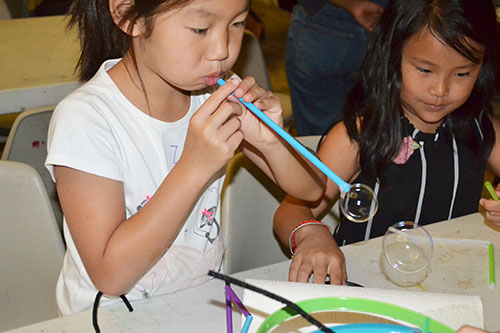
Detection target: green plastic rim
<box><xmin>257</xmin><ymin>297</ymin><xmax>455</xmax><ymax>333</ymax></box>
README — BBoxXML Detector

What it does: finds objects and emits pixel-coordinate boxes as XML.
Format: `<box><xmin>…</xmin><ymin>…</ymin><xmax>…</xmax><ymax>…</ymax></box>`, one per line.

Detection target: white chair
<box><xmin>221</xmin><ymin>135</ymin><xmax>340</xmax><ymax>274</ymax></box>
<box><xmin>0</xmin><ymin>160</ymin><xmax>65</xmax><ymax>331</ymax></box>
<box><xmin>0</xmin><ymin>0</ymin><xmax>11</xmax><ymax>19</ymax></box>
<box><xmin>233</xmin><ymin>30</ymin><xmax>272</xmax><ymax>90</ymax></box>
<box><xmin>1</xmin><ymin>105</ymin><xmax>63</xmax><ymax>232</ymax></box>
<box><xmin>232</xmin><ymin>29</ymin><xmax>293</xmax><ymax>124</ymax></box>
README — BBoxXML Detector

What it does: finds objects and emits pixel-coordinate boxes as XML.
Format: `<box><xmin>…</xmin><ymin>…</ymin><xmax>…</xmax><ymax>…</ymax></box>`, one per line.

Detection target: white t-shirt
<box><xmin>46</xmin><ymin>59</ymin><xmax>225</xmax><ymax>315</ymax></box>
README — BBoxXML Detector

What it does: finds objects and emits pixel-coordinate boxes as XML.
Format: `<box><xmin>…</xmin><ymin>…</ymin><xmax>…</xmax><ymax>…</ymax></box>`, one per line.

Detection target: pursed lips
<box><xmin>424</xmin><ymin>101</ymin><xmax>446</xmax><ymax>112</ymax></box>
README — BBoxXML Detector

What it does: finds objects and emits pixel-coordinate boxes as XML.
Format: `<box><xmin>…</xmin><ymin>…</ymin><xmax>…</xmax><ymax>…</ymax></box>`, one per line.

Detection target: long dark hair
<box><xmin>343</xmin><ymin>0</ymin><xmax>499</xmax><ymax>181</ymax></box>
<box><xmin>68</xmin><ymin>0</ymin><xmax>192</xmax><ymax>81</ymax></box>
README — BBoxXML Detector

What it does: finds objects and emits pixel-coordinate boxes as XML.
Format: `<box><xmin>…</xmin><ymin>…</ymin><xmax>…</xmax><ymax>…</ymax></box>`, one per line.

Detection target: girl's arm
<box><xmin>274</xmin><ymin>121</ymin><xmax>360</xmax><ymax>285</ymax></box>
<box><xmin>480</xmin><ymin>116</ymin><xmax>500</xmax><ymax>228</ymax></box>
<box><xmin>232</xmin><ymin>77</ymin><xmax>326</xmax><ymax>202</ymax></box>
<box><xmin>54</xmin><ymin>81</ymin><xmax>246</xmax><ymax>296</ymax></box>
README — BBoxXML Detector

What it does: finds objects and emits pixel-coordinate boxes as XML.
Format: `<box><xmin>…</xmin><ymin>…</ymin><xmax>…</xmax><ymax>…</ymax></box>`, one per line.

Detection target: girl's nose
<box><xmin>429</xmin><ymin>77</ymin><xmax>449</xmax><ymax>98</ymax></box>
<box><xmin>207</xmin><ymin>33</ymin><xmax>229</xmax><ymax>61</ymax></box>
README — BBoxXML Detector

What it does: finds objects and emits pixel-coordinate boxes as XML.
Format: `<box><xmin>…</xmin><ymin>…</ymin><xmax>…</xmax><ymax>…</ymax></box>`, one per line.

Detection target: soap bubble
<box><xmin>339</xmin><ymin>183</ymin><xmax>378</xmax><ymax>223</ymax></box>
<box><xmin>382</xmin><ymin>221</ymin><xmax>433</xmax><ymax>287</ymax></box>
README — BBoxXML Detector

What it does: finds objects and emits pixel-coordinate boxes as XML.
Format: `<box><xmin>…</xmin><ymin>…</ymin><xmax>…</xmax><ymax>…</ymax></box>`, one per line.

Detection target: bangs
<box><xmin>426</xmin><ymin>18</ymin><xmax>484</xmax><ymax>64</ymax></box>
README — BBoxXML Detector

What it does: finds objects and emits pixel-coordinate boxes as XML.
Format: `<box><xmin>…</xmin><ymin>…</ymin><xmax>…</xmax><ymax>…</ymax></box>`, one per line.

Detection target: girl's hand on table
<box><xmin>289</xmin><ymin>224</ymin><xmax>347</xmax><ymax>285</ymax></box>
<box><xmin>479</xmin><ymin>182</ymin><xmax>500</xmax><ymax>228</ymax></box>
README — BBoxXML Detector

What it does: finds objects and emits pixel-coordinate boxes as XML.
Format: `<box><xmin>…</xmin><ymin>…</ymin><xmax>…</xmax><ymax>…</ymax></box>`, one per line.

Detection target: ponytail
<box><xmin>68</xmin><ymin>0</ymin><xmax>129</xmax><ymax>81</ymax></box>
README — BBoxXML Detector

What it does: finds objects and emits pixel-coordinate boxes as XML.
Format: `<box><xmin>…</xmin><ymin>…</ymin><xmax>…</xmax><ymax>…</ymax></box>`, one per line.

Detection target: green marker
<box><xmin>490</xmin><ymin>243</ymin><xmax>496</xmax><ymax>288</ymax></box>
<box><xmin>485</xmin><ymin>181</ymin><xmax>499</xmax><ymax>201</ymax></box>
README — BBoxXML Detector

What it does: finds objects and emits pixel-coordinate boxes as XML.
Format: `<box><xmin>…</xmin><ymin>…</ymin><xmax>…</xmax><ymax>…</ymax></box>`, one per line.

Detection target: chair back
<box><xmin>1</xmin><ymin>106</ymin><xmax>63</xmax><ymax>232</ymax></box>
<box><xmin>221</xmin><ymin>135</ymin><xmax>340</xmax><ymax>274</ymax></box>
<box><xmin>0</xmin><ymin>160</ymin><xmax>65</xmax><ymax>331</ymax></box>
<box><xmin>232</xmin><ymin>30</ymin><xmax>272</xmax><ymax>91</ymax></box>
<box><xmin>3</xmin><ymin>0</ymin><xmax>28</xmax><ymax>18</ymax></box>
<box><xmin>232</xmin><ymin>30</ymin><xmax>293</xmax><ymax>127</ymax></box>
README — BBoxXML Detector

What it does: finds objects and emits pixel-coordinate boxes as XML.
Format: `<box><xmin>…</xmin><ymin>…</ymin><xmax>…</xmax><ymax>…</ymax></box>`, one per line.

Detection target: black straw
<box><xmin>208</xmin><ymin>270</ymin><xmax>334</xmax><ymax>333</ymax></box>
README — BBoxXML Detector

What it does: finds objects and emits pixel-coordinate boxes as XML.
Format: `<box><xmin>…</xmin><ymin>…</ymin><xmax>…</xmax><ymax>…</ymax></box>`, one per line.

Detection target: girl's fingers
<box><xmin>254</xmin><ymin>96</ymin><xmax>281</xmax><ymax>112</ymax></box>
<box><xmin>207</xmin><ymin>100</ymin><xmax>242</xmax><ymax>130</ymax></box>
<box><xmin>234</xmin><ymin>77</ymin><xmax>272</xmax><ymax>103</ymax></box>
<box><xmin>288</xmin><ymin>256</ymin><xmax>301</xmax><ymax>282</ymax></box>
<box><xmin>311</xmin><ymin>257</ymin><xmax>329</xmax><ymax>284</ymax></box>
<box><xmin>197</xmin><ymin>78</ymin><xmax>239</xmax><ymax>119</ymax></box>
<box><xmin>480</xmin><ymin>198</ymin><xmax>500</xmax><ymax>213</ymax></box>
<box><xmin>327</xmin><ymin>262</ymin><xmax>345</xmax><ymax>285</ymax></box>
<box><xmin>226</xmin><ymin>129</ymin><xmax>244</xmax><ymax>151</ymax></box>
<box><xmin>218</xmin><ymin>117</ymin><xmax>243</xmax><ymax>143</ymax></box>
<box><xmin>234</xmin><ymin>76</ymin><xmax>257</xmax><ymax>99</ymax></box>
<box><xmin>296</xmin><ymin>259</ymin><xmax>313</xmax><ymax>283</ymax></box>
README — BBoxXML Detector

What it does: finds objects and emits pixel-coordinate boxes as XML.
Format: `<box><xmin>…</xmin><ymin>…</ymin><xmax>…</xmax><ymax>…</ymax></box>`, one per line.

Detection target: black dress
<box><xmin>334</xmin><ymin>117</ymin><xmax>486</xmax><ymax>246</ymax></box>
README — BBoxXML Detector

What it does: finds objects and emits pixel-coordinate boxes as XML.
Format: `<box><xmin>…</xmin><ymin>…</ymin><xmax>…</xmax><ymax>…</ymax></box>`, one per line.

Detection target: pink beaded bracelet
<box><xmin>288</xmin><ymin>220</ymin><xmax>330</xmax><ymax>255</ymax></box>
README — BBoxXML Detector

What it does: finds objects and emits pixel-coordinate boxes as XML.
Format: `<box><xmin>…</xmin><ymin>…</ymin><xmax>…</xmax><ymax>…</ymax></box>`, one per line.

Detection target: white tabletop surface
<box><xmin>6</xmin><ymin>213</ymin><xmax>500</xmax><ymax>332</ymax></box>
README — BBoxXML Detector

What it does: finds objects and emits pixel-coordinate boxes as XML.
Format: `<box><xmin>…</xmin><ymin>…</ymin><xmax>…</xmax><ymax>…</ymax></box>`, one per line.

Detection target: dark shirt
<box><xmin>297</xmin><ymin>0</ymin><xmax>388</xmax><ymax>15</ymax></box>
<box><xmin>334</xmin><ymin>117</ymin><xmax>487</xmax><ymax>246</ymax></box>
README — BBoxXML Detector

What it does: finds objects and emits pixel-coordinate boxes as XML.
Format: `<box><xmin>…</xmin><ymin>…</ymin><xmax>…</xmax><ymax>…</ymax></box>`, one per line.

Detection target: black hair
<box><xmin>68</xmin><ymin>0</ymin><xmax>192</xmax><ymax>81</ymax></box>
<box><xmin>343</xmin><ymin>0</ymin><xmax>500</xmax><ymax>181</ymax></box>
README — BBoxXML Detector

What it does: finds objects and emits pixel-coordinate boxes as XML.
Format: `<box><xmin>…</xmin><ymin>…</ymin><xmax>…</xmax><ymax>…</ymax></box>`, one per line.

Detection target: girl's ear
<box><xmin>109</xmin><ymin>0</ymin><xmax>143</xmax><ymax>37</ymax></box>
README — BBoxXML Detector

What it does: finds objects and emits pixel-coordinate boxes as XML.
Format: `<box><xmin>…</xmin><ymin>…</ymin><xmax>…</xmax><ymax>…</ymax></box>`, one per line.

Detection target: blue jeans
<box><xmin>285</xmin><ymin>3</ymin><xmax>379</xmax><ymax>136</ymax></box>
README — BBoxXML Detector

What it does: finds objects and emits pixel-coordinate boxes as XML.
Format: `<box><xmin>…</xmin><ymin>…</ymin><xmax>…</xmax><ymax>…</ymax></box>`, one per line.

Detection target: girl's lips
<box><xmin>204</xmin><ymin>74</ymin><xmax>223</xmax><ymax>86</ymax></box>
<box><xmin>425</xmin><ymin>102</ymin><xmax>445</xmax><ymax>112</ymax></box>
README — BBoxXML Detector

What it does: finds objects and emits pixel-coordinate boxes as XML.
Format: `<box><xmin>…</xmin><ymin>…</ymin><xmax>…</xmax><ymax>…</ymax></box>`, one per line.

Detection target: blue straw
<box><xmin>218</xmin><ymin>78</ymin><xmax>351</xmax><ymax>193</ymax></box>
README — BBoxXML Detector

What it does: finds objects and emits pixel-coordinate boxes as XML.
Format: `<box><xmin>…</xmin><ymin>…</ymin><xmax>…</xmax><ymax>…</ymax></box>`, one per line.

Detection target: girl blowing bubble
<box><xmin>274</xmin><ymin>0</ymin><xmax>500</xmax><ymax>285</ymax></box>
<box><xmin>45</xmin><ymin>0</ymin><xmax>325</xmax><ymax>314</ymax></box>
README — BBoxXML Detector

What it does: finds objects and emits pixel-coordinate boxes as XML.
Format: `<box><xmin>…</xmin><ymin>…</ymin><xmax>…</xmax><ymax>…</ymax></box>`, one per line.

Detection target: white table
<box><xmin>6</xmin><ymin>213</ymin><xmax>500</xmax><ymax>332</ymax></box>
<box><xmin>0</xmin><ymin>15</ymin><xmax>81</xmax><ymax>115</ymax></box>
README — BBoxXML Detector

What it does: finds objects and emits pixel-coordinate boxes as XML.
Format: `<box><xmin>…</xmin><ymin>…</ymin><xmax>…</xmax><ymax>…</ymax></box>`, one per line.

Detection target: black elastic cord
<box><xmin>92</xmin><ymin>291</ymin><xmax>103</xmax><ymax>333</ymax></box>
<box><xmin>92</xmin><ymin>291</ymin><xmax>134</xmax><ymax>332</ymax></box>
<box><xmin>208</xmin><ymin>270</ymin><xmax>334</xmax><ymax>333</ymax></box>
<box><xmin>120</xmin><ymin>294</ymin><xmax>134</xmax><ymax>312</ymax></box>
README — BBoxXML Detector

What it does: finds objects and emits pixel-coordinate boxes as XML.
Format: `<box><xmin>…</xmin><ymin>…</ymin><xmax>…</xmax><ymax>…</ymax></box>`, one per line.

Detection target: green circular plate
<box><xmin>257</xmin><ymin>297</ymin><xmax>454</xmax><ymax>333</ymax></box>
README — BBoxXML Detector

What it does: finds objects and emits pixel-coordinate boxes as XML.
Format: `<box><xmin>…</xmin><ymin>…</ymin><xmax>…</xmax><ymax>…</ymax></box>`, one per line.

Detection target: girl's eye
<box><xmin>233</xmin><ymin>21</ymin><xmax>246</xmax><ymax>28</ymax></box>
<box><xmin>191</xmin><ymin>28</ymin><xmax>208</xmax><ymax>35</ymax></box>
<box><xmin>416</xmin><ymin>67</ymin><xmax>431</xmax><ymax>73</ymax></box>
<box><xmin>457</xmin><ymin>72</ymin><xmax>471</xmax><ymax>77</ymax></box>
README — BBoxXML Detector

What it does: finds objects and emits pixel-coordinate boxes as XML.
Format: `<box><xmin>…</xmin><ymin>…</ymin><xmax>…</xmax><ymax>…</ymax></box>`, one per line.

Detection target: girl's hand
<box><xmin>231</xmin><ymin>76</ymin><xmax>283</xmax><ymax>148</ymax></box>
<box><xmin>289</xmin><ymin>225</ymin><xmax>347</xmax><ymax>285</ymax></box>
<box><xmin>479</xmin><ymin>182</ymin><xmax>500</xmax><ymax>228</ymax></box>
<box><xmin>181</xmin><ymin>79</ymin><xmax>244</xmax><ymax>178</ymax></box>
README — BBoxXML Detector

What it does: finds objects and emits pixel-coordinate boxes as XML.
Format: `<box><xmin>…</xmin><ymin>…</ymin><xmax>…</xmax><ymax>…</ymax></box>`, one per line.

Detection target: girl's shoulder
<box><xmin>53</xmin><ymin>59</ymin><xmax>132</xmax><ymax>120</ymax></box>
<box><xmin>319</xmin><ymin>121</ymin><xmax>360</xmax><ymax>160</ymax></box>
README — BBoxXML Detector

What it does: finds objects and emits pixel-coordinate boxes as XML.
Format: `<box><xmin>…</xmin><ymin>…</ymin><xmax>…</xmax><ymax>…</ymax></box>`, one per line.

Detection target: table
<box><xmin>0</xmin><ymin>15</ymin><xmax>81</xmax><ymax>115</ymax></box>
<box><xmin>6</xmin><ymin>213</ymin><xmax>500</xmax><ymax>332</ymax></box>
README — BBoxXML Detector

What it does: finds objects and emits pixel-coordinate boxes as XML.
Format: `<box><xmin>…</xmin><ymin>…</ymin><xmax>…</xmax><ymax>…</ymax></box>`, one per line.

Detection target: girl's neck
<box><xmin>108</xmin><ymin>56</ymin><xmax>191</xmax><ymax>122</ymax></box>
<box><xmin>403</xmin><ymin>114</ymin><xmax>445</xmax><ymax>134</ymax></box>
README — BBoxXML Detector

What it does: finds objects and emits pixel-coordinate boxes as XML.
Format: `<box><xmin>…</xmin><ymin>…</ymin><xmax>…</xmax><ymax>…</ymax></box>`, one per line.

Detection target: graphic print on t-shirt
<box><xmin>194</xmin><ymin>187</ymin><xmax>220</xmax><ymax>243</ymax></box>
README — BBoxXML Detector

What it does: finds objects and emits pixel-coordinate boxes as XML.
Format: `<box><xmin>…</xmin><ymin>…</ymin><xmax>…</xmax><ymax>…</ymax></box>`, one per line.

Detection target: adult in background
<box><xmin>286</xmin><ymin>0</ymin><xmax>387</xmax><ymax>136</ymax></box>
